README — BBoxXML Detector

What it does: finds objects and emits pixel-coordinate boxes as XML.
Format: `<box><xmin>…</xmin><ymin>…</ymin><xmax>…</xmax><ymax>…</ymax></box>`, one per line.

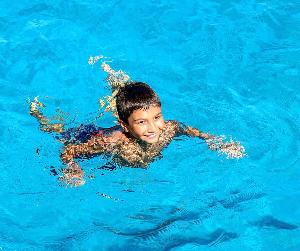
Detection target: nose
<box><xmin>147</xmin><ymin>121</ymin><xmax>156</xmax><ymax>132</ymax></box>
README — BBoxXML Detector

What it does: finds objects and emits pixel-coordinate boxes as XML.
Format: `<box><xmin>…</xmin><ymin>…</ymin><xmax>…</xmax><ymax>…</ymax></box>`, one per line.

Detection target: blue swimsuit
<box><xmin>57</xmin><ymin>124</ymin><xmax>101</xmax><ymax>144</ymax></box>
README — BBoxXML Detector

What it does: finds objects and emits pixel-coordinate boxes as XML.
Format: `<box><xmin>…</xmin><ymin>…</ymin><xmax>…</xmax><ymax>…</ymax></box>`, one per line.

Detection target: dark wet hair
<box><xmin>116</xmin><ymin>82</ymin><xmax>161</xmax><ymax>124</ymax></box>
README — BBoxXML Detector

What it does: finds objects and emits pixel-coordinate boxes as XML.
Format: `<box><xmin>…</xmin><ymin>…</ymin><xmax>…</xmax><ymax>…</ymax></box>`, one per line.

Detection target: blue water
<box><xmin>1</xmin><ymin>0</ymin><xmax>300</xmax><ymax>250</ymax></box>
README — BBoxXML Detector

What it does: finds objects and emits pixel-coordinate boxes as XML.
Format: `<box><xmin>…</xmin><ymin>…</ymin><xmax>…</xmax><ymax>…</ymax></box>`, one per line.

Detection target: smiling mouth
<box><xmin>145</xmin><ymin>133</ymin><xmax>157</xmax><ymax>139</ymax></box>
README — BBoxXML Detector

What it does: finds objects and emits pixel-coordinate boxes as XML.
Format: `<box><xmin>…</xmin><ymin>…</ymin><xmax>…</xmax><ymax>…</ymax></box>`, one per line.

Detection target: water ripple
<box><xmin>251</xmin><ymin>215</ymin><xmax>298</xmax><ymax>230</ymax></box>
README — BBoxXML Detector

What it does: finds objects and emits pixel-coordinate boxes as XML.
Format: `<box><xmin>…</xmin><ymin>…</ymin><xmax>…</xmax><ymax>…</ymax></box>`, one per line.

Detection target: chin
<box><xmin>146</xmin><ymin>139</ymin><xmax>158</xmax><ymax>144</ymax></box>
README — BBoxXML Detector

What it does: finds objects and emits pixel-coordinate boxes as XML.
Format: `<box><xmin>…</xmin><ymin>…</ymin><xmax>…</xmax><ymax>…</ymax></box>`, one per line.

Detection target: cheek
<box><xmin>132</xmin><ymin>125</ymin><xmax>146</xmax><ymax>135</ymax></box>
<box><xmin>157</xmin><ymin>119</ymin><xmax>165</xmax><ymax>129</ymax></box>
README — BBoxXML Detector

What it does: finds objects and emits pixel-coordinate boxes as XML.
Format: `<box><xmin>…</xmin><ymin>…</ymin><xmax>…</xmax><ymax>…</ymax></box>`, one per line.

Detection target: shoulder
<box><xmin>164</xmin><ymin>120</ymin><xmax>181</xmax><ymax>131</ymax></box>
<box><xmin>93</xmin><ymin>127</ymin><xmax>127</xmax><ymax>144</ymax></box>
<box><xmin>108</xmin><ymin>130</ymin><xmax>127</xmax><ymax>143</ymax></box>
<box><xmin>157</xmin><ymin>120</ymin><xmax>180</xmax><ymax>142</ymax></box>
<box><xmin>91</xmin><ymin>126</ymin><xmax>123</xmax><ymax>143</ymax></box>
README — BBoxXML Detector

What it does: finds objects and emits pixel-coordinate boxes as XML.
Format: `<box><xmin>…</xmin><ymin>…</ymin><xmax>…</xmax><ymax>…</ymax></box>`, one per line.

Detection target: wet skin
<box><xmin>60</xmin><ymin>106</ymin><xmax>180</xmax><ymax>168</ymax></box>
<box><xmin>119</xmin><ymin>105</ymin><xmax>165</xmax><ymax>144</ymax></box>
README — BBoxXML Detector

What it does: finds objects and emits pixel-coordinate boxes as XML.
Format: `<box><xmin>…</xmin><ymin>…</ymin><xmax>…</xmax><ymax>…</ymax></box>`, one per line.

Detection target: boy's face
<box><xmin>121</xmin><ymin>105</ymin><xmax>165</xmax><ymax>144</ymax></box>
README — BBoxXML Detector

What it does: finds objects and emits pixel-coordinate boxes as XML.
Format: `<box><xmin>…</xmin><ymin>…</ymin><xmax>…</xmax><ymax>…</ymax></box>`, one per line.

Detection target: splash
<box><xmin>88</xmin><ymin>55</ymin><xmax>105</xmax><ymax>65</ymax></box>
<box><xmin>29</xmin><ymin>97</ymin><xmax>65</xmax><ymax>133</ymax></box>
<box><xmin>88</xmin><ymin>56</ymin><xmax>131</xmax><ymax>118</ymax></box>
<box><xmin>206</xmin><ymin>136</ymin><xmax>246</xmax><ymax>159</ymax></box>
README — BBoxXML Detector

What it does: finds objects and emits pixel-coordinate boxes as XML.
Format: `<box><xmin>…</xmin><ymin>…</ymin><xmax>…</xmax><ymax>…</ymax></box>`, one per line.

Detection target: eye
<box><xmin>138</xmin><ymin>120</ymin><xmax>145</xmax><ymax>124</ymax></box>
<box><xmin>154</xmin><ymin>115</ymin><xmax>161</xmax><ymax>120</ymax></box>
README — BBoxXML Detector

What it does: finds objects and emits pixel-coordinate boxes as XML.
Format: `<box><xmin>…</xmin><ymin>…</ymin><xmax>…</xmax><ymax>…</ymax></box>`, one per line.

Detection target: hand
<box><xmin>206</xmin><ymin>137</ymin><xmax>224</xmax><ymax>150</ymax></box>
<box><xmin>29</xmin><ymin>96</ymin><xmax>45</xmax><ymax>114</ymax></box>
<box><xmin>59</xmin><ymin>162</ymin><xmax>85</xmax><ymax>187</ymax></box>
<box><xmin>219</xmin><ymin>141</ymin><xmax>246</xmax><ymax>159</ymax></box>
<box><xmin>206</xmin><ymin>137</ymin><xmax>246</xmax><ymax>159</ymax></box>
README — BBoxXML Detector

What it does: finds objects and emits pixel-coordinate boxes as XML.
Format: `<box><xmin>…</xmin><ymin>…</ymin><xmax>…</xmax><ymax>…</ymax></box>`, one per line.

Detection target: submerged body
<box><xmin>61</xmin><ymin>120</ymin><xmax>182</xmax><ymax>168</ymax></box>
<box><xmin>59</xmin><ymin>104</ymin><xmax>217</xmax><ymax>169</ymax></box>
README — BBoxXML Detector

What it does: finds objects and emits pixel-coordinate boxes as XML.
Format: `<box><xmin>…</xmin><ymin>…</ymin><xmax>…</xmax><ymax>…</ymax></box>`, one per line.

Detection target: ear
<box><xmin>118</xmin><ymin>119</ymin><xmax>129</xmax><ymax>132</ymax></box>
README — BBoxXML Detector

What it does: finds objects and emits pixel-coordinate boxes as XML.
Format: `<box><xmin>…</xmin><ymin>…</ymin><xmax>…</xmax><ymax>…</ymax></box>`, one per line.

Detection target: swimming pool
<box><xmin>1</xmin><ymin>0</ymin><xmax>300</xmax><ymax>250</ymax></box>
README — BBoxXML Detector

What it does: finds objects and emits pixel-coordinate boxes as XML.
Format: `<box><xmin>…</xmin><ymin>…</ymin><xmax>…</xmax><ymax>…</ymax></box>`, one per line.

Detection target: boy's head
<box><xmin>116</xmin><ymin>82</ymin><xmax>165</xmax><ymax>143</ymax></box>
<box><xmin>116</xmin><ymin>82</ymin><xmax>161</xmax><ymax>123</ymax></box>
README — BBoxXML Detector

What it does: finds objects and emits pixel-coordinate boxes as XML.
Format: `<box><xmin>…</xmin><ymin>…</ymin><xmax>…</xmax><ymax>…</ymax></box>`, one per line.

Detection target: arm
<box><xmin>29</xmin><ymin>97</ymin><xmax>64</xmax><ymax>133</ymax></box>
<box><xmin>181</xmin><ymin>126</ymin><xmax>212</xmax><ymax>140</ymax></box>
<box><xmin>176</xmin><ymin>122</ymin><xmax>214</xmax><ymax>140</ymax></box>
<box><xmin>60</xmin><ymin>134</ymin><xmax>108</xmax><ymax>163</ymax></box>
<box><xmin>60</xmin><ymin>135</ymin><xmax>108</xmax><ymax>186</ymax></box>
<box><xmin>176</xmin><ymin>122</ymin><xmax>246</xmax><ymax>159</ymax></box>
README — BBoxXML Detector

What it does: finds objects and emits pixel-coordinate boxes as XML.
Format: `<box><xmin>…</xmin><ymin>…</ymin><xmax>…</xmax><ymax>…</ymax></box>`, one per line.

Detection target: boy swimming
<box><xmin>29</xmin><ymin>64</ymin><xmax>245</xmax><ymax>186</ymax></box>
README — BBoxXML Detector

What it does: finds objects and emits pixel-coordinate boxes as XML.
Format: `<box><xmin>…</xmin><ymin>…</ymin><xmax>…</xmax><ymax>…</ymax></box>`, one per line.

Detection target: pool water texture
<box><xmin>1</xmin><ymin>0</ymin><xmax>300</xmax><ymax>250</ymax></box>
